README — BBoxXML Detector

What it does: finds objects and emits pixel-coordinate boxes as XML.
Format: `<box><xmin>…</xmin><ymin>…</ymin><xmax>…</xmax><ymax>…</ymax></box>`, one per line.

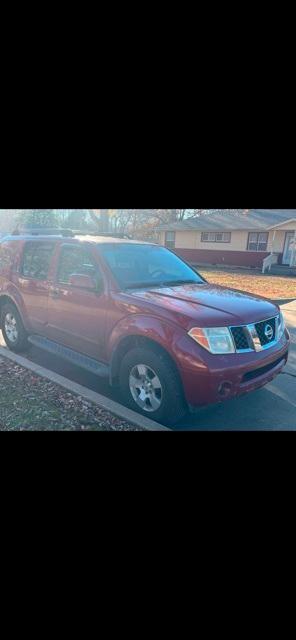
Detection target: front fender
<box><xmin>108</xmin><ymin>313</ymin><xmax>188</xmax><ymax>371</ymax></box>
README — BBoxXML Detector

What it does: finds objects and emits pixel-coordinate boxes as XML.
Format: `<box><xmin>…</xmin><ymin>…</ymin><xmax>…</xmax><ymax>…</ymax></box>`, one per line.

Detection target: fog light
<box><xmin>218</xmin><ymin>382</ymin><xmax>232</xmax><ymax>398</ymax></box>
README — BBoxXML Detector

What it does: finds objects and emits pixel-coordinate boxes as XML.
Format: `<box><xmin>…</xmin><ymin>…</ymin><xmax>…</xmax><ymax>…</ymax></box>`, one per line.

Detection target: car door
<box><xmin>13</xmin><ymin>240</ymin><xmax>56</xmax><ymax>333</ymax></box>
<box><xmin>46</xmin><ymin>243</ymin><xmax>108</xmax><ymax>361</ymax></box>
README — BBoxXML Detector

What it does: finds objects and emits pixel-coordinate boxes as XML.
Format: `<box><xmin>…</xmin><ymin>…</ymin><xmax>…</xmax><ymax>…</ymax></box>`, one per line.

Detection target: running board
<box><xmin>28</xmin><ymin>335</ymin><xmax>110</xmax><ymax>378</ymax></box>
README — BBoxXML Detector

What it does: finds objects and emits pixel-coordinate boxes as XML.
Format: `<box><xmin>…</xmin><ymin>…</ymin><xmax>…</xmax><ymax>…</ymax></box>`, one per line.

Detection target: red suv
<box><xmin>0</xmin><ymin>232</ymin><xmax>290</xmax><ymax>425</ymax></box>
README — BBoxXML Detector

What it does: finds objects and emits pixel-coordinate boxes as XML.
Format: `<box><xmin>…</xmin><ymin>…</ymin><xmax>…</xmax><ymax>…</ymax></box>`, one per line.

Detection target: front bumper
<box><xmin>179</xmin><ymin>330</ymin><xmax>290</xmax><ymax>408</ymax></box>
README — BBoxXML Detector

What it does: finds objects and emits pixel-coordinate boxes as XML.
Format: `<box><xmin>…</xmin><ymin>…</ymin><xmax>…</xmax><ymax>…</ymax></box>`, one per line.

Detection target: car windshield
<box><xmin>99</xmin><ymin>244</ymin><xmax>205</xmax><ymax>289</ymax></box>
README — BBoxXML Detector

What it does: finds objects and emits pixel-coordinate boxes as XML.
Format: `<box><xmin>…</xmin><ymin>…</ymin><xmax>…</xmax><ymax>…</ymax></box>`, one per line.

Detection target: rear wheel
<box><xmin>1</xmin><ymin>302</ymin><xmax>29</xmax><ymax>353</ymax></box>
<box><xmin>119</xmin><ymin>347</ymin><xmax>186</xmax><ymax>426</ymax></box>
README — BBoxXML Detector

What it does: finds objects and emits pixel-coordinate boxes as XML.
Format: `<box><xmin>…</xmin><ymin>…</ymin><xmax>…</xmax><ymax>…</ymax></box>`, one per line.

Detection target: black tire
<box><xmin>119</xmin><ymin>347</ymin><xmax>186</xmax><ymax>426</ymax></box>
<box><xmin>1</xmin><ymin>302</ymin><xmax>29</xmax><ymax>353</ymax></box>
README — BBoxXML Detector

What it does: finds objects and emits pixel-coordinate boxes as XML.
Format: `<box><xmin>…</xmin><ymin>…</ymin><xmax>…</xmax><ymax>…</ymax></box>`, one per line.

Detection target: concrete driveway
<box><xmin>0</xmin><ymin>302</ymin><xmax>295</xmax><ymax>430</ymax></box>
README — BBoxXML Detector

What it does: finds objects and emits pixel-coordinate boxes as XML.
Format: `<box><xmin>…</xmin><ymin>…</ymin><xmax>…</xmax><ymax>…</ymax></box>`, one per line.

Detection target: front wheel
<box><xmin>1</xmin><ymin>302</ymin><xmax>29</xmax><ymax>353</ymax></box>
<box><xmin>119</xmin><ymin>347</ymin><xmax>186</xmax><ymax>426</ymax></box>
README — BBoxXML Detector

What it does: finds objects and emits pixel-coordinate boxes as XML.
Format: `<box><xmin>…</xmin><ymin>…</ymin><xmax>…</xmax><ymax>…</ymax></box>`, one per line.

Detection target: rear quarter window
<box><xmin>0</xmin><ymin>242</ymin><xmax>14</xmax><ymax>276</ymax></box>
<box><xmin>21</xmin><ymin>242</ymin><xmax>56</xmax><ymax>280</ymax></box>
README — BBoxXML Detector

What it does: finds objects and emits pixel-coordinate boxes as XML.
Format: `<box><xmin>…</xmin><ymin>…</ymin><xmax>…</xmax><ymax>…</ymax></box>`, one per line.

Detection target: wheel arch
<box><xmin>110</xmin><ymin>334</ymin><xmax>185</xmax><ymax>396</ymax></box>
<box><xmin>0</xmin><ymin>292</ymin><xmax>30</xmax><ymax>331</ymax></box>
<box><xmin>0</xmin><ymin>294</ymin><xmax>19</xmax><ymax>319</ymax></box>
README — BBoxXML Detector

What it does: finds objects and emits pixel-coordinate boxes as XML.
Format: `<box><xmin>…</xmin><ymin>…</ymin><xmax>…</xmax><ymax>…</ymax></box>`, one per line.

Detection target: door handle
<box><xmin>50</xmin><ymin>288</ymin><xmax>60</xmax><ymax>299</ymax></box>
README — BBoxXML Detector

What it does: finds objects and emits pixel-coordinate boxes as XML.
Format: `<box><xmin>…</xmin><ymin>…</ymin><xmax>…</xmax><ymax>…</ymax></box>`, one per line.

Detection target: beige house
<box><xmin>157</xmin><ymin>209</ymin><xmax>296</xmax><ymax>273</ymax></box>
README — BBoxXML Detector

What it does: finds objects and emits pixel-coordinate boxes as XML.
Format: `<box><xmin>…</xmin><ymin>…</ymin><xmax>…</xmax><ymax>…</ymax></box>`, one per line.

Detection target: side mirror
<box><xmin>69</xmin><ymin>274</ymin><xmax>98</xmax><ymax>290</ymax></box>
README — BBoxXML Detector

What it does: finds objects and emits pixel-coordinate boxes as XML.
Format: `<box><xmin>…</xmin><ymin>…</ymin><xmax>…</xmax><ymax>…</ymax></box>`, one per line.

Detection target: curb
<box><xmin>0</xmin><ymin>346</ymin><xmax>170</xmax><ymax>432</ymax></box>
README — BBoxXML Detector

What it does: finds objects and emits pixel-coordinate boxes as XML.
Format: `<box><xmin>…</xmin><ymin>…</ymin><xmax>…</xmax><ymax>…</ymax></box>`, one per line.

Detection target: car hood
<box><xmin>128</xmin><ymin>283</ymin><xmax>279</xmax><ymax>327</ymax></box>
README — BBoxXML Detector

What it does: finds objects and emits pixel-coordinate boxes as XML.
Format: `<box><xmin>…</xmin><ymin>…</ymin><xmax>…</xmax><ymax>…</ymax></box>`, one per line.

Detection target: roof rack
<box><xmin>12</xmin><ymin>228</ymin><xmax>75</xmax><ymax>237</ymax></box>
<box><xmin>73</xmin><ymin>231</ymin><xmax>132</xmax><ymax>239</ymax></box>
<box><xmin>11</xmin><ymin>228</ymin><xmax>133</xmax><ymax>240</ymax></box>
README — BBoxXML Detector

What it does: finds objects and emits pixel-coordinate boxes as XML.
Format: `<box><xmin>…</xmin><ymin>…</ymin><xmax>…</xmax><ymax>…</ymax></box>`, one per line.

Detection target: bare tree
<box><xmin>153</xmin><ymin>209</ymin><xmax>206</xmax><ymax>222</ymax></box>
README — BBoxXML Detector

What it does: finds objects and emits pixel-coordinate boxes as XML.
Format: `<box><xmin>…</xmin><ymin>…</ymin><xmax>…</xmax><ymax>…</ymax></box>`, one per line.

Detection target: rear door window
<box><xmin>22</xmin><ymin>242</ymin><xmax>55</xmax><ymax>280</ymax></box>
<box><xmin>0</xmin><ymin>242</ymin><xmax>13</xmax><ymax>274</ymax></box>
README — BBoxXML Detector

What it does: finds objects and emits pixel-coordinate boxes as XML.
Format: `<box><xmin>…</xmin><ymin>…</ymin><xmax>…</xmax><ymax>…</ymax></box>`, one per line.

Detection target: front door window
<box><xmin>57</xmin><ymin>245</ymin><xmax>100</xmax><ymax>286</ymax></box>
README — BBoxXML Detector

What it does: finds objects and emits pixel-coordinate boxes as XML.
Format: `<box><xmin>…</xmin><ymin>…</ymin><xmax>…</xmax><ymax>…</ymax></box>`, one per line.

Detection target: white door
<box><xmin>283</xmin><ymin>232</ymin><xmax>295</xmax><ymax>265</ymax></box>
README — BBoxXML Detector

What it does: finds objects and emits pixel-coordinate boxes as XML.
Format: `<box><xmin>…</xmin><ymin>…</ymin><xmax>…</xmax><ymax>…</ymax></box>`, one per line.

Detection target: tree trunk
<box><xmin>89</xmin><ymin>210</ymin><xmax>110</xmax><ymax>232</ymax></box>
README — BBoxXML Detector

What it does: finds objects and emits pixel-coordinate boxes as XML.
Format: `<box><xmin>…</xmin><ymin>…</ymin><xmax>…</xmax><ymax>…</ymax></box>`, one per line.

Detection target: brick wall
<box><xmin>175</xmin><ymin>248</ymin><xmax>269</xmax><ymax>269</ymax></box>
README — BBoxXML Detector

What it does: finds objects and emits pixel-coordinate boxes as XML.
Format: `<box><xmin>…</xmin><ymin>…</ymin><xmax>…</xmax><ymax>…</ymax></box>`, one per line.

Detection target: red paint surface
<box><xmin>0</xmin><ymin>236</ymin><xmax>290</xmax><ymax>409</ymax></box>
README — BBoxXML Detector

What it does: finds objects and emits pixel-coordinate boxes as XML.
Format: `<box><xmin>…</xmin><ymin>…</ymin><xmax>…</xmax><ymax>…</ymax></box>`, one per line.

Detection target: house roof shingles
<box><xmin>157</xmin><ymin>209</ymin><xmax>296</xmax><ymax>232</ymax></box>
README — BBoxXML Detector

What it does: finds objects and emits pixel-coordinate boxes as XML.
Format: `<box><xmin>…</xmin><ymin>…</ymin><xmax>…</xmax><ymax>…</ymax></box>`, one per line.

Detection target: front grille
<box><xmin>242</xmin><ymin>356</ymin><xmax>285</xmax><ymax>382</ymax></box>
<box><xmin>231</xmin><ymin>326</ymin><xmax>250</xmax><ymax>351</ymax></box>
<box><xmin>255</xmin><ymin>317</ymin><xmax>277</xmax><ymax>346</ymax></box>
<box><xmin>230</xmin><ymin>315</ymin><xmax>279</xmax><ymax>352</ymax></box>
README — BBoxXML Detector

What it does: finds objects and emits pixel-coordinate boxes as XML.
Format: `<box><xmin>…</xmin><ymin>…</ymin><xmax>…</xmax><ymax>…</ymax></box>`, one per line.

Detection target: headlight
<box><xmin>188</xmin><ymin>327</ymin><xmax>235</xmax><ymax>354</ymax></box>
<box><xmin>278</xmin><ymin>312</ymin><xmax>286</xmax><ymax>339</ymax></box>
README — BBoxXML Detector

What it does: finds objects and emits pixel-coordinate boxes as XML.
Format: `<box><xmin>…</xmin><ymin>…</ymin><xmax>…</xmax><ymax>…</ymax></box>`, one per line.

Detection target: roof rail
<box><xmin>75</xmin><ymin>231</ymin><xmax>133</xmax><ymax>239</ymax></box>
<box><xmin>11</xmin><ymin>228</ymin><xmax>133</xmax><ymax>240</ymax></box>
<box><xmin>12</xmin><ymin>227</ymin><xmax>75</xmax><ymax>237</ymax></box>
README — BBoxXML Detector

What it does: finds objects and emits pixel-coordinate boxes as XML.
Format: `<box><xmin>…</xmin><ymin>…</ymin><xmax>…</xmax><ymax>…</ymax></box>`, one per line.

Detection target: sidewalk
<box><xmin>281</xmin><ymin>299</ymin><xmax>296</xmax><ymax>313</ymax></box>
<box><xmin>281</xmin><ymin>301</ymin><xmax>296</xmax><ymax>376</ymax></box>
<box><xmin>282</xmin><ymin>300</ymin><xmax>296</xmax><ymax>333</ymax></box>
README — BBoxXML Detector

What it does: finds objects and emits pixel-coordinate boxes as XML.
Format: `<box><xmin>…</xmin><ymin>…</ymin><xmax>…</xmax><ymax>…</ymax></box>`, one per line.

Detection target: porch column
<box><xmin>268</xmin><ymin>230</ymin><xmax>277</xmax><ymax>272</ymax></box>
<box><xmin>290</xmin><ymin>229</ymin><xmax>296</xmax><ymax>267</ymax></box>
<box><xmin>272</xmin><ymin>229</ymin><xmax>276</xmax><ymax>253</ymax></box>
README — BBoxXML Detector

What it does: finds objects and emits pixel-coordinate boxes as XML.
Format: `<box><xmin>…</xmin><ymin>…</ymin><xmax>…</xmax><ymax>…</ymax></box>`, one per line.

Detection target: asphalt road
<box><xmin>1</xmin><ymin>303</ymin><xmax>295</xmax><ymax>430</ymax></box>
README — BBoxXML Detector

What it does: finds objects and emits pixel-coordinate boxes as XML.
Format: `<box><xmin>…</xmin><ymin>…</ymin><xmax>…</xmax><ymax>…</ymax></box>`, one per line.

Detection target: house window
<box><xmin>165</xmin><ymin>231</ymin><xmax>176</xmax><ymax>250</ymax></box>
<box><xmin>201</xmin><ymin>232</ymin><xmax>231</xmax><ymax>243</ymax></box>
<box><xmin>247</xmin><ymin>232</ymin><xmax>268</xmax><ymax>252</ymax></box>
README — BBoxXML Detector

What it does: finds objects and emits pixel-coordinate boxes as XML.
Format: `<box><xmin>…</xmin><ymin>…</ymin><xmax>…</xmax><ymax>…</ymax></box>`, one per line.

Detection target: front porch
<box><xmin>262</xmin><ymin>224</ymin><xmax>296</xmax><ymax>275</ymax></box>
